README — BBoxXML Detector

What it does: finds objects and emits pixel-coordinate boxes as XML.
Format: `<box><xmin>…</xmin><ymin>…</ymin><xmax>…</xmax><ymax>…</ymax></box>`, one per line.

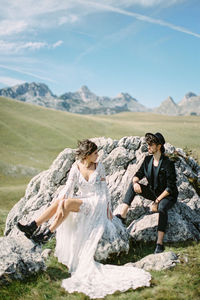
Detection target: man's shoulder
<box><xmin>162</xmin><ymin>154</ymin><xmax>174</xmax><ymax>163</ymax></box>
<box><xmin>143</xmin><ymin>155</ymin><xmax>153</xmax><ymax>162</ymax></box>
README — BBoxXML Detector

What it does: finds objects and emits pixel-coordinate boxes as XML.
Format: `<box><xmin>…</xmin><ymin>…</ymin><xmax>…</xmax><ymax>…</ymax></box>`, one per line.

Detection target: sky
<box><xmin>0</xmin><ymin>0</ymin><xmax>199</xmax><ymax>108</ymax></box>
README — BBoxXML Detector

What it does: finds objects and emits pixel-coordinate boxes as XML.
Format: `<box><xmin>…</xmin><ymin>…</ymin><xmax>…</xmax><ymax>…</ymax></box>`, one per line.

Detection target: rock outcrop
<box><xmin>0</xmin><ymin>234</ymin><xmax>45</xmax><ymax>284</ymax></box>
<box><xmin>1</xmin><ymin>136</ymin><xmax>200</xmax><ymax>283</ymax></box>
<box><xmin>125</xmin><ymin>251</ymin><xmax>179</xmax><ymax>271</ymax></box>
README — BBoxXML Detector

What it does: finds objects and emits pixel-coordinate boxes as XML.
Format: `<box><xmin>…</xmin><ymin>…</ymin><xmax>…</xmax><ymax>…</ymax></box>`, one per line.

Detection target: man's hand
<box><xmin>133</xmin><ymin>182</ymin><xmax>142</xmax><ymax>193</ymax></box>
<box><xmin>151</xmin><ymin>202</ymin><xmax>158</xmax><ymax>213</ymax></box>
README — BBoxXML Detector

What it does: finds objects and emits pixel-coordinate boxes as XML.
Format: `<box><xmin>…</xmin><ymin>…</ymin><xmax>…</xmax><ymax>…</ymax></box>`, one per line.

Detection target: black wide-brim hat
<box><xmin>145</xmin><ymin>132</ymin><xmax>165</xmax><ymax>145</ymax></box>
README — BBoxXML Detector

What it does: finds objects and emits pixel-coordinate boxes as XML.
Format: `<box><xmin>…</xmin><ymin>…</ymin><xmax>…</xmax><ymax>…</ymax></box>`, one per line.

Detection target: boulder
<box><xmin>0</xmin><ymin>233</ymin><xmax>45</xmax><ymax>285</ymax></box>
<box><xmin>1</xmin><ymin>136</ymin><xmax>200</xmax><ymax>282</ymax></box>
<box><xmin>125</xmin><ymin>251</ymin><xmax>179</xmax><ymax>271</ymax></box>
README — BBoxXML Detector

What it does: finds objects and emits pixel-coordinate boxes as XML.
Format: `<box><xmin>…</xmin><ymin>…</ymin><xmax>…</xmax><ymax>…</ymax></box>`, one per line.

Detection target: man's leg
<box><xmin>119</xmin><ymin>183</ymin><xmax>155</xmax><ymax>220</ymax></box>
<box><xmin>120</xmin><ymin>182</ymin><xmax>137</xmax><ymax>218</ymax></box>
<box><xmin>154</xmin><ymin>197</ymin><xmax>175</xmax><ymax>253</ymax></box>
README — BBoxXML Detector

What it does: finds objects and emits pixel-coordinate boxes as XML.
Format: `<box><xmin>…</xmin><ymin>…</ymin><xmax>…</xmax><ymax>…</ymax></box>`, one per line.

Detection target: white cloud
<box><xmin>0</xmin><ymin>76</ymin><xmax>25</xmax><ymax>86</ymax></box>
<box><xmin>52</xmin><ymin>40</ymin><xmax>63</xmax><ymax>48</ymax></box>
<box><xmin>0</xmin><ymin>20</ymin><xmax>27</xmax><ymax>36</ymax></box>
<box><xmin>0</xmin><ymin>40</ymin><xmax>47</xmax><ymax>53</ymax></box>
<box><xmin>0</xmin><ymin>40</ymin><xmax>64</xmax><ymax>53</ymax></box>
<box><xmin>58</xmin><ymin>15</ymin><xmax>79</xmax><ymax>25</ymax></box>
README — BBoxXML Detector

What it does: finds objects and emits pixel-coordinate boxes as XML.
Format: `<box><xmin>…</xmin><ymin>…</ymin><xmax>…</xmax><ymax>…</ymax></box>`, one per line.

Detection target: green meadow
<box><xmin>0</xmin><ymin>96</ymin><xmax>200</xmax><ymax>299</ymax></box>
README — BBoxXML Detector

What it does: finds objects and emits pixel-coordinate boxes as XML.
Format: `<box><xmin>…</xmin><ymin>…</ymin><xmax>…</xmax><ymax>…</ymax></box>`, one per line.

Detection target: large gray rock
<box><xmin>125</xmin><ymin>251</ymin><xmax>179</xmax><ymax>271</ymax></box>
<box><xmin>1</xmin><ymin>136</ymin><xmax>200</xmax><ymax>282</ymax></box>
<box><xmin>0</xmin><ymin>233</ymin><xmax>45</xmax><ymax>285</ymax></box>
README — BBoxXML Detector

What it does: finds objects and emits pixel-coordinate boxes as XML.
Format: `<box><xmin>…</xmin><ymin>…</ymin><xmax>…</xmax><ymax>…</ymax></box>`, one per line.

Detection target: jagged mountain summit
<box><xmin>0</xmin><ymin>82</ymin><xmax>149</xmax><ymax>115</ymax></box>
<box><xmin>60</xmin><ymin>86</ymin><xmax>148</xmax><ymax>114</ymax></box>
<box><xmin>178</xmin><ymin>92</ymin><xmax>200</xmax><ymax>115</ymax></box>
<box><xmin>153</xmin><ymin>96</ymin><xmax>180</xmax><ymax>116</ymax></box>
<box><xmin>0</xmin><ymin>82</ymin><xmax>61</xmax><ymax>109</ymax></box>
<box><xmin>154</xmin><ymin>93</ymin><xmax>200</xmax><ymax>116</ymax></box>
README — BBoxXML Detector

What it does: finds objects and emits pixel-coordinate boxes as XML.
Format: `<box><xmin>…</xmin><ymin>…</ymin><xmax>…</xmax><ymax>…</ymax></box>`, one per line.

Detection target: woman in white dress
<box><xmin>17</xmin><ymin>139</ymin><xmax>151</xmax><ymax>298</ymax></box>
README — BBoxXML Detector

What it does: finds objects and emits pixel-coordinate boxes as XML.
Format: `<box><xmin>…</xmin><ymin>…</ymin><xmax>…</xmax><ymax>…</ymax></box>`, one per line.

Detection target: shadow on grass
<box><xmin>101</xmin><ymin>239</ymin><xmax>155</xmax><ymax>266</ymax></box>
<box><xmin>45</xmin><ymin>266</ymin><xmax>70</xmax><ymax>281</ymax></box>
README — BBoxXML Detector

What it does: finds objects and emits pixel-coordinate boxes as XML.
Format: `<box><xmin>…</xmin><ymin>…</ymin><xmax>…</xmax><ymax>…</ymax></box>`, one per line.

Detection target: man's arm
<box><xmin>132</xmin><ymin>159</ymin><xmax>146</xmax><ymax>194</ymax></box>
<box><xmin>134</xmin><ymin>159</ymin><xmax>145</xmax><ymax>181</ymax></box>
<box><xmin>155</xmin><ymin>190</ymin><xmax>170</xmax><ymax>204</ymax></box>
<box><xmin>165</xmin><ymin>159</ymin><xmax>177</xmax><ymax>195</ymax></box>
<box><xmin>155</xmin><ymin>159</ymin><xmax>177</xmax><ymax>203</ymax></box>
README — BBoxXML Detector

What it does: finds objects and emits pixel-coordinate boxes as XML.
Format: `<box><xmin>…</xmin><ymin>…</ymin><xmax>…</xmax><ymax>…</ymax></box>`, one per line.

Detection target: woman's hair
<box><xmin>76</xmin><ymin>139</ymin><xmax>98</xmax><ymax>160</ymax></box>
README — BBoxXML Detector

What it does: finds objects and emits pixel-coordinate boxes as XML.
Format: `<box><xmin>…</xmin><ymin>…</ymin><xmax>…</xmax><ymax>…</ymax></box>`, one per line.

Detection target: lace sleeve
<box><xmin>99</xmin><ymin>162</ymin><xmax>112</xmax><ymax>211</ymax></box>
<box><xmin>57</xmin><ymin>162</ymin><xmax>77</xmax><ymax>203</ymax></box>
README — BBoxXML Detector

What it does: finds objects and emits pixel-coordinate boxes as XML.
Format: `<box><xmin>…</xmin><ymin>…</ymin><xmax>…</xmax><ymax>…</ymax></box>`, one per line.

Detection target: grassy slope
<box><xmin>1</xmin><ymin>96</ymin><xmax>199</xmax><ymax>171</ymax></box>
<box><xmin>0</xmin><ymin>96</ymin><xmax>200</xmax><ymax>299</ymax></box>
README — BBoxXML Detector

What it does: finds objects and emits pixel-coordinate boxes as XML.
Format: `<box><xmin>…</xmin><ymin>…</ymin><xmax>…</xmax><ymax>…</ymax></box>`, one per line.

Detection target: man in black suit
<box><xmin>116</xmin><ymin>132</ymin><xmax>178</xmax><ymax>254</ymax></box>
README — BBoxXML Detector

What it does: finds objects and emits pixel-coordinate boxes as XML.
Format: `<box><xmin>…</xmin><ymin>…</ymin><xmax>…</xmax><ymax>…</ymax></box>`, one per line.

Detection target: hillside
<box><xmin>1</xmin><ymin>96</ymin><xmax>200</xmax><ymax>177</ymax></box>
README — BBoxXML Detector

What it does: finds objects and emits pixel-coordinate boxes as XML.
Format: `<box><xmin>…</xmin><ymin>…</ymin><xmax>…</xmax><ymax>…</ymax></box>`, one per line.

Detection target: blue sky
<box><xmin>0</xmin><ymin>0</ymin><xmax>199</xmax><ymax>108</ymax></box>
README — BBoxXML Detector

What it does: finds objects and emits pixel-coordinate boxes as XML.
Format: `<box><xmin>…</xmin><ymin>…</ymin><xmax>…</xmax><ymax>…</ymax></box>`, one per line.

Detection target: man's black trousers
<box><xmin>123</xmin><ymin>183</ymin><xmax>176</xmax><ymax>232</ymax></box>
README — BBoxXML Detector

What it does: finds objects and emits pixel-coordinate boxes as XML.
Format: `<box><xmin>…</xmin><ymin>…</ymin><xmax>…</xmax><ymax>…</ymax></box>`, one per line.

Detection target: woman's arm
<box><xmin>57</xmin><ymin>163</ymin><xmax>77</xmax><ymax>214</ymax></box>
<box><xmin>99</xmin><ymin>162</ymin><xmax>113</xmax><ymax>219</ymax></box>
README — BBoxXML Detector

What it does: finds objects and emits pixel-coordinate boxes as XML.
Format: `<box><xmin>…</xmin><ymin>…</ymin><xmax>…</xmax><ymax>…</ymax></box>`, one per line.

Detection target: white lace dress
<box><xmin>55</xmin><ymin>161</ymin><xmax>151</xmax><ymax>299</ymax></box>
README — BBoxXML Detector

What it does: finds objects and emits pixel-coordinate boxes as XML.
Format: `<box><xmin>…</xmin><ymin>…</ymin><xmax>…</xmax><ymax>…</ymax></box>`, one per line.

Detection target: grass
<box><xmin>0</xmin><ymin>239</ymin><xmax>199</xmax><ymax>300</ymax></box>
<box><xmin>0</xmin><ymin>96</ymin><xmax>200</xmax><ymax>299</ymax></box>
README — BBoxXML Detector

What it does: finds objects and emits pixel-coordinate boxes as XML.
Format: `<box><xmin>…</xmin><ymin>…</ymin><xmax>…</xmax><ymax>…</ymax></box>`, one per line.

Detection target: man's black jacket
<box><xmin>135</xmin><ymin>154</ymin><xmax>178</xmax><ymax>201</ymax></box>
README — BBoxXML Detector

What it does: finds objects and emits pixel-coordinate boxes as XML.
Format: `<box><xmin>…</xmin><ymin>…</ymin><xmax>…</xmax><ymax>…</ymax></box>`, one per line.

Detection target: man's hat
<box><xmin>145</xmin><ymin>132</ymin><xmax>166</xmax><ymax>153</ymax></box>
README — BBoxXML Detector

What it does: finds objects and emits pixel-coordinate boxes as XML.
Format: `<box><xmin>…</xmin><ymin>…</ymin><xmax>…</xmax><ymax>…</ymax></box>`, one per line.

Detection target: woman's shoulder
<box><xmin>70</xmin><ymin>160</ymin><xmax>79</xmax><ymax>172</ymax></box>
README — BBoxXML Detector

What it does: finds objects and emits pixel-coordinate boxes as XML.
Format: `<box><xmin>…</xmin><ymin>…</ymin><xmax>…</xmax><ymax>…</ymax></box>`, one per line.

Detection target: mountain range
<box><xmin>0</xmin><ymin>82</ymin><xmax>199</xmax><ymax>116</ymax></box>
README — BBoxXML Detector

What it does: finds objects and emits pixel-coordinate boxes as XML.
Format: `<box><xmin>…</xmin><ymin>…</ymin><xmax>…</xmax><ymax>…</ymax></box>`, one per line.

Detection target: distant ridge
<box><xmin>0</xmin><ymin>82</ymin><xmax>199</xmax><ymax>115</ymax></box>
<box><xmin>153</xmin><ymin>92</ymin><xmax>200</xmax><ymax>116</ymax></box>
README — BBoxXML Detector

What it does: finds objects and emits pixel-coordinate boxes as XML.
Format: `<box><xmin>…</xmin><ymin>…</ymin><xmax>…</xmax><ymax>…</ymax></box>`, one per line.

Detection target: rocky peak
<box><xmin>185</xmin><ymin>92</ymin><xmax>197</xmax><ymax>99</ymax></box>
<box><xmin>179</xmin><ymin>92</ymin><xmax>197</xmax><ymax>106</ymax></box>
<box><xmin>116</xmin><ymin>92</ymin><xmax>137</xmax><ymax>102</ymax></box>
<box><xmin>163</xmin><ymin>96</ymin><xmax>177</xmax><ymax>105</ymax></box>
<box><xmin>0</xmin><ymin>82</ymin><xmax>56</xmax><ymax>99</ymax></box>
<box><xmin>153</xmin><ymin>96</ymin><xmax>179</xmax><ymax>115</ymax></box>
<box><xmin>78</xmin><ymin>85</ymin><xmax>91</xmax><ymax>93</ymax></box>
<box><xmin>76</xmin><ymin>85</ymin><xmax>98</xmax><ymax>103</ymax></box>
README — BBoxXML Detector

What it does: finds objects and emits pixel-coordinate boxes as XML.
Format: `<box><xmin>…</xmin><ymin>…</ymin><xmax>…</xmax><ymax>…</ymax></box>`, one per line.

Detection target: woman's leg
<box><xmin>17</xmin><ymin>198</ymin><xmax>61</xmax><ymax>237</ymax></box>
<box><xmin>35</xmin><ymin>198</ymin><xmax>60</xmax><ymax>226</ymax></box>
<box><xmin>49</xmin><ymin>198</ymin><xmax>83</xmax><ymax>232</ymax></box>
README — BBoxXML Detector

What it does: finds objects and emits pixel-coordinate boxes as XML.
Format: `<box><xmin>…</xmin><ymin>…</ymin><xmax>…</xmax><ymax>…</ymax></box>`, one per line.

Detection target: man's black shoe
<box><xmin>115</xmin><ymin>214</ymin><xmax>126</xmax><ymax>225</ymax></box>
<box><xmin>17</xmin><ymin>220</ymin><xmax>38</xmax><ymax>239</ymax></box>
<box><xmin>31</xmin><ymin>228</ymin><xmax>53</xmax><ymax>244</ymax></box>
<box><xmin>154</xmin><ymin>243</ymin><xmax>165</xmax><ymax>254</ymax></box>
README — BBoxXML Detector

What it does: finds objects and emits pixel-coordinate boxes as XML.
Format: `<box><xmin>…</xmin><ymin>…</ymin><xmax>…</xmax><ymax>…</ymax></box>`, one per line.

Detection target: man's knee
<box><xmin>158</xmin><ymin>199</ymin><xmax>174</xmax><ymax>214</ymax></box>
